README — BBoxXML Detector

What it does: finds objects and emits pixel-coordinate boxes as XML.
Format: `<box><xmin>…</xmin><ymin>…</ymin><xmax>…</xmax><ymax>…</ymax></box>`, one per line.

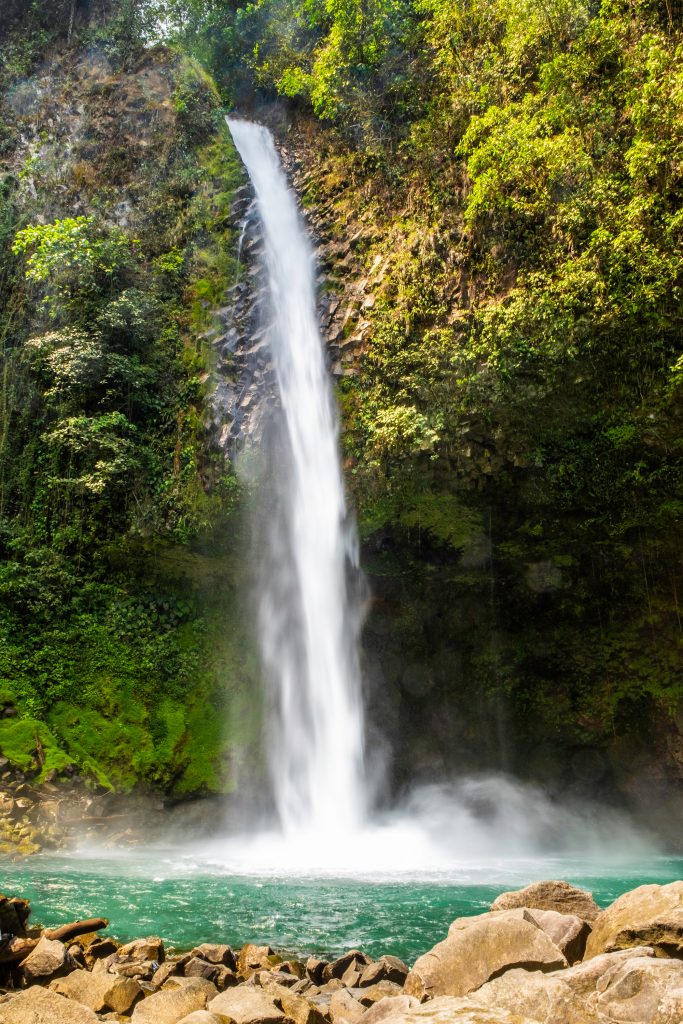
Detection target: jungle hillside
<box><xmin>0</xmin><ymin>0</ymin><xmax>681</xmax><ymax>831</ymax></box>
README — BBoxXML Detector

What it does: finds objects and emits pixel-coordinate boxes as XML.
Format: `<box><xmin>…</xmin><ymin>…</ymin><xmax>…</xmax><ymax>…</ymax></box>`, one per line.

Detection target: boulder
<box><xmin>341</xmin><ymin>996</ymin><xmax>536</xmax><ymax>1024</ymax></box>
<box><xmin>359</xmin><ymin>958</ymin><xmax>408</xmax><ymax>988</ymax></box>
<box><xmin>85</xmin><ymin>937</ymin><xmax>119</xmax><ymax>961</ymax></box>
<box><xmin>320</xmin><ymin>979</ymin><xmax>345</xmax><ymax>993</ymax></box>
<box><xmin>208</xmin><ymin>986</ymin><xmax>286</xmax><ymax>1024</ymax></box>
<box><xmin>280</xmin><ymin>961</ymin><xmax>306</xmax><ymax>979</ymax></box>
<box><xmin>596</xmin><ymin>955</ymin><xmax>683</xmax><ymax>1024</ymax></box>
<box><xmin>0</xmin><ymin>894</ymin><xmax>30</xmax><ymax>937</ymax></box>
<box><xmin>490</xmin><ymin>881</ymin><xmax>599</xmax><ymax>923</ymax></box>
<box><xmin>152</xmin><ymin>957</ymin><xmax>191</xmax><ymax>988</ymax></box>
<box><xmin>51</xmin><ymin>968</ymin><xmax>142</xmax><ymax>1014</ymax></box>
<box><xmin>116</xmin><ymin>960</ymin><xmax>161</xmax><ymax>980</ymax></box>
<box><xmin>177</xmin><ymin>1014</ymin><xmax>232</xmax><ymax>1024</ymax></box>
<box><xmin>291</xmin><ymin>979</ymin><xmax>313</xmax><ymax>995</ymax></box>
<box><xmin>342</xmin><ymin>963</ymin><xmax>364</xmax><ymax>988</ymax></box>
<box><xmin>131</xmin><ymin>978</ymin><xmax>217</xmax><ymax>1024</ymax></box>
<box><xmin>405</xmin><ymin>910</ymin><xmax>566</xmax><ymax>999</ymax></box>
<box><xmin>329</xmin><ymin>988</ymin><xmax>366</xmax><ymax>1024</ymax></box>
<box><xmin>184</xmin><ymin>957</ymin><xmax>224</xmax><ymax>984</ymax></box>
<box><xmin>112</xmin><ymin>935</ymin><xmax>166</xmax><ymax>981</ymax></box>
<box><xmin>524</xmin><ymin>910</ymin><xmax>590</xmax><ymax>964</ymax></box>
<box><xmin>120</xmin><ymin>937</ymin><xmax>166</xmax><ymax>963</ymax></box>
<box><xmin>325</xmin><ymin>951</ymin><xmax>372</xmax><ymax>982</ymax></box>
<box><xmin>238</xmin><ymin>944</ymin><xmax>277</xmax><ymax>977</ymax></box>
<box><xmin>0</xmin><ymin>986</ymin><xmax>100</xmax><ymax>1024</ymax></box>
<box><xmin>67</xmin><ymin>943</ymin><xmax>88</xmax><ymax>968</ymax></box>
<box><xmin>259</xmin><ymin>979</ymin><xmax>328</xmax><ymax>1024</ymax></box>
<box><xmin>258</xmin><ymin>970</ymin><xmax>301</xmax><ymax>989</ymax></box>
<box><xmin>91</xmin><ymin>951</ymin><xmax>117</xmax><ymax>975</ymax></box>
<box><xmin>355</xmin><ymin>982</ymin><xmax>404</xmax><ymax>1007</ymax></box>
<box><xmin>477</xmin><ymin>945</ymin><xmax>683</xmax><ymax>1023</ymax></box>
<box><xmin>362</xmin><ymin>996</ymin><xmax>420</xmax><ymax>1024</ymax></box>
<box><xmin>584</xmin><ymin>881</ymin><xmax>683</xmax><ymax>959</ymax></box>
<box><xmin>104</xmin><ymin>974</ymin><xmax>145</xmax><ymax>1015</ymax></box>
<box><xmin>306</xmin><ymin>958</ymin><xmax>328</xmax><ymax>985</ymax></box>
<box><xmin>20</xmin><ymin>936</ymin><xmax>72</xmax><ymax>983</ymax></box>
<box><xmin>192</xmin><ymin>945</ymin><xmax>237</xmax><ymax>970</ymax></box>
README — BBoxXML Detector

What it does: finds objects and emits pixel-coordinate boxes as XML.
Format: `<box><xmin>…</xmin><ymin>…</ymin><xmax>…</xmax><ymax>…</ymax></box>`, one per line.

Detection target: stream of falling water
<box><xmin>226</xmin><ymin>118</ymin><xmax>366</xmax><ymax>840</ymax></box>
<box><xmin>213</xmin><ymin>118</ymin><xmax>657</xmax><ymax>876</ymax></box>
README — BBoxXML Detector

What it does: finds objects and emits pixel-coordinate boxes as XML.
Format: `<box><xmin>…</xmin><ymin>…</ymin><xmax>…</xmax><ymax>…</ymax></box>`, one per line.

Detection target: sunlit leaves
<box><xmin>12</xmin><ymin>216</ymin><xmax>137</xmax><ymax>318</ymax></box>
<box><xmin>45</xmin><ymin>412</ymin><xmax>140</xmax><ymax>495</ymax></box>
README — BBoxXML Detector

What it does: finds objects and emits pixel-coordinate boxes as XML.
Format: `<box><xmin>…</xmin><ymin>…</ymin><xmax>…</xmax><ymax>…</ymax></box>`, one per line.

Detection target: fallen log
<box><xmin>0</xmin><ymin>917</ymin><xmax>108</xmax><ymax>964</ymax></box>
<box><xmin>45</xmin><ymin>918</ymin><xmax>109</xmax><ymax>943</ymax></box>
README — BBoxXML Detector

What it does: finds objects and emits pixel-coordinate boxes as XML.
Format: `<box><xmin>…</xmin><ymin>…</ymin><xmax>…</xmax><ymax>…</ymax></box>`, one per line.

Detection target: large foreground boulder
<box><xmin>0</xmin><ymin>986</ymin><xmax>100</xmax><ymax>1024</ymax></box>
<box><xmin>51</xmin><ymin>967</ymin><xmax>142</xmax><ymax>1014</ymax></box>
<box><xmin>584</xmin><ymin>881</ymin><xmax>683</xmax><ymax>958</ymax></box>
<box><xmin>208</xmin><ymin>986</ymin><xmax>286</xmax><ymax>1024</ymax></box>
<box><xmin>490</xmin><ymin>881</ymin><xmax>599</xmax><ymax>923</ymax></box>
<box><xmin>469</xmin><ymin>945</ymin><xmax>683</xmax><ymax>1023</ymax></box>
<box><xmin>405</xmin><ymin>910</ymin><xmax>566</xmax><ymax>999</ymax></box>
<box><xmin>350</xmin><ymin>995</ymin><xmax>538</xmax><ymax>1024</ymax></box>
<box><xmin>371</xmin><ymin>948</ymin><xmax>683</xmax><ymax>1024</ymax></box>
<box><xmin>177</xmin><ymin>1014</ymin><xmax>232</xmax><ymax>1024</ymax></box>
<box><xmin>131</xmin><ymin>977</ymin><xmax>217</xmax><ymax>1024</ymax></box>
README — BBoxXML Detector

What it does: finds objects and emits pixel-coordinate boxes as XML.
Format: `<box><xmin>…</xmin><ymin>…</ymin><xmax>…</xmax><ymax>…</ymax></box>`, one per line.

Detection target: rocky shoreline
<box><xmin>0</xmin><ymin>879</ymin><xmax>681</xmax><ymax>1023</ymax></box>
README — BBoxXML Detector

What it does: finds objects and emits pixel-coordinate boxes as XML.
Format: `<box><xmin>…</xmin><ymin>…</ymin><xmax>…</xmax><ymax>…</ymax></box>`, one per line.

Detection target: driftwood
<box><xmin>0</xmin><ymin>917</ymin><xmax>108</xmax><ymax>964</ymax></box>
<box><xmin>45</xmin><ymin>918</ymin><xmax>108</xmax><ymax>943</ymax></box>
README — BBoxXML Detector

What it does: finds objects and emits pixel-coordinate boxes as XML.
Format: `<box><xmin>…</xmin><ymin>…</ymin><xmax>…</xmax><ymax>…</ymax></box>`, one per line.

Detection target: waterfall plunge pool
<box><xmin>6</xmin><ymin>851</ymin><xmax>683</xmax><ymax>963</ymax></box>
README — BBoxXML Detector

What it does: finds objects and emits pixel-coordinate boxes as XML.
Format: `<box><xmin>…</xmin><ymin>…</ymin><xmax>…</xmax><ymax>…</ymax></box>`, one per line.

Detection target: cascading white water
<box><xmin>227</xmin><ymin>118</ymin><xmax>366</xmax><ymax>839</ymax></box>
<box><xmin>210</xmin><ymin>119</ymin><xmax>656</xmax><ymax>877</ymax></box>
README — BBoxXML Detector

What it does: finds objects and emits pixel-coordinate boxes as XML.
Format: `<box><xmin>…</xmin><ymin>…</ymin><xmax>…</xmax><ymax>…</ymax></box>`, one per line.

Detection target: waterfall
<box><xmin>226</xmin><ymin>118</ymin><xmax>366</xmax><ymax>839</ymax></box>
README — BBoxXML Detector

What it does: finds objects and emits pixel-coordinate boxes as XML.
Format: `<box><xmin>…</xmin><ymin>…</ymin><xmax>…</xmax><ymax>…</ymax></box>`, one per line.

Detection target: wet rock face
<box><xmin>205</xmin><ymin>180</ymin><xmax>279</xmax><ymax>458</ymax></box>
<box><xmin>207</xmin><ymin>127</ymin><xmax>376</xmax><ymax>462</ymax></box>
<box><xmin>284</xmin><ymin>151</ymin><xmax>377</xmax><ymax>382</ymax></box>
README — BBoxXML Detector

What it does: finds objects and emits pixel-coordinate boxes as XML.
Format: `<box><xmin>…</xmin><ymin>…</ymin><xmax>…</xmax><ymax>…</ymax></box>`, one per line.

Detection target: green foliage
<box><xmin>299</xmin><ymin>0</ymin><xmax>683</xmax><ymax>751</ymax></box>
<box><xmin>2</xmin><ymin>0</ymin><xmax>682</xmax><ymax>786</ymax></box>
<box><xmin>399</xmin><ymin>493</ymin><xmax>482</xmax><ymax>548</ymax></box>
<box><xmin>0</xmin><ymin>36</ymin><xmax>250</xmax><ymax>792</ymax></box>
<box><xmin>13</xmin><ymin>217</ymin><xmax>136</xmax><ymax>316</ymax></box>
<box><xmin>0</xmin><ymin>718</ymin><xmax>73</xmax><ymax>778</ymax></box>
